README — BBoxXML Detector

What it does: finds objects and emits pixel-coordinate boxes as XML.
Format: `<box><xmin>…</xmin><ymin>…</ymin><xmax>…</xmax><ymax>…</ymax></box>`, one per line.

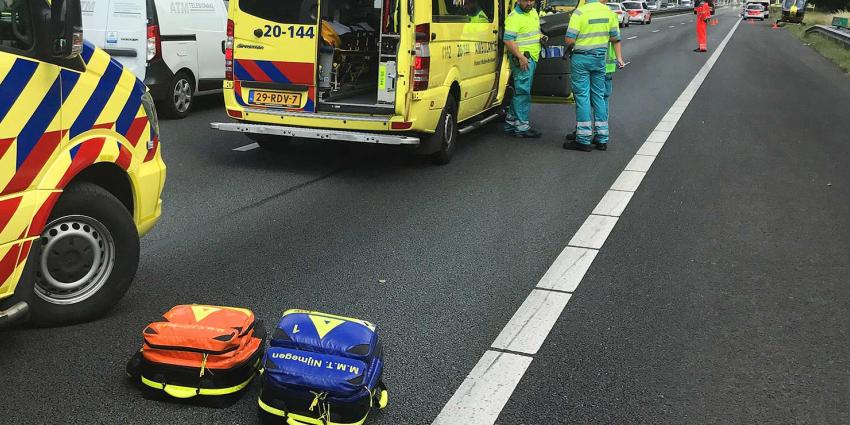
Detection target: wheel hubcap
<box><xmin>34</xmin><ymin>215</ymin><xmax>115</xmax><ymax>305</ymax></box>
<box><xmin>173</xmin><ymin>79</ymin><xmax>192</xmax><ymax>113</ymax></box>
<box><xmin>444</xmin><ymin>113</ymin><xmax>455</xmax><ymax>148</ymax></box>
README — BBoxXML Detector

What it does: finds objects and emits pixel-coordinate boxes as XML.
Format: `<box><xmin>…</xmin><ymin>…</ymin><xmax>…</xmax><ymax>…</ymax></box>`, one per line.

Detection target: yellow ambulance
<box><xmin>0</xmin><ymin>0</ymin><xmax>166</xmax><ymax>326</ymax></box>
<box><xmin>213</xmin><ymin>0</ymin><xmax>571</xmax><ymax>164</ymax></box>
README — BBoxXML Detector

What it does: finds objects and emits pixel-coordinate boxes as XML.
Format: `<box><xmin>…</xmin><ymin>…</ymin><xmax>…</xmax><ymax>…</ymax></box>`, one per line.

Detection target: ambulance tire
<box><xmin>22</xmin><ymin>182</ymin><xmax>140</xmax><ymax>327</ymax></box>
<box><xmin>428</xmin><ymin>95</ymin><xmax>458</xmax><ymax>165</ymax></box>
<box><xmin>249</xmin><ymin>134</ymin><xmax>292</xmax><ymax>152</ymax></box>
<box><xmin>161</xmin><ymin>71</ymin><xmax>194</xmax><ymax>119</ymax></box>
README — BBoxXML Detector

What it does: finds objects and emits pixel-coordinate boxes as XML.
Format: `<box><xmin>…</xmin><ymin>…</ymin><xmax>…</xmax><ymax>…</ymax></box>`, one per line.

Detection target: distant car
<box><xmin>646</xmin><ymin>1</ymin><xmax>659</xmax><ymax>9</ymax></box>
<box><xmin>609</xmin><ymin>3</ymin><xmax>631</xmax><ymax>27</ymax></box>
<box><xmin>680</xmin><ymin>0</ymin><xmax>693</xmax><ymax>6</ymax></box>
<box><xmin>742</xmin><ymin>3</ymin><xmax>766</xmax><ymax>20</ymax></box>
<box><xmin>622</xmin><ymin>1</ymin><xmax>652</xmax><ymax>24</ymax></box>
<box><xmin>745</xmin><ymin>0</ymin><xmax>770</xmax><ymax>18</ymax></box>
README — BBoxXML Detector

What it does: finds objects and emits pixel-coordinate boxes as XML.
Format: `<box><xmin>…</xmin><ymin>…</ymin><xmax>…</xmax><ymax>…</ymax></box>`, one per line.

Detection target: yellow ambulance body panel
<box><xmin>0</xmin><ymin>0</ymin><xmax>165</xmax><ymax>326</ymax></box>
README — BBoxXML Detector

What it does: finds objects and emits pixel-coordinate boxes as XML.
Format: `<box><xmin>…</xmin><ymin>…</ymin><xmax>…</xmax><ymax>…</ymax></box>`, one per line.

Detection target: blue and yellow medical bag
<box><xmin>258</xmin><ymin>310</ymin><xmax>388</xmax><ymax>425</ymax></box>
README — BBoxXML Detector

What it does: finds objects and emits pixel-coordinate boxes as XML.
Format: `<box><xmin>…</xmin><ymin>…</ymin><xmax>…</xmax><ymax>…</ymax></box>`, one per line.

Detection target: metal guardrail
<box><xmin>806</xmin><ymin>25</ymin><xmax>850</xmax><ymax>49</ymax></box>
<box><xmin>651</xmin><ymin>6</ymin><xmax>696</xmax><ymax>16</ymax></box>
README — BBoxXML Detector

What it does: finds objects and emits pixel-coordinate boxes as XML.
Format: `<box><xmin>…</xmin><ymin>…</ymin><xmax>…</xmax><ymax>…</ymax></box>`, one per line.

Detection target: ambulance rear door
<box><xmin>531</xmin><ymin>10</ymin><xmax>572</xmax><ymax>103</ymax></box>
<box><xmin>229</xmin><ymin>0</ymin><xmax>319</xmax><ymax>112</ymax></box>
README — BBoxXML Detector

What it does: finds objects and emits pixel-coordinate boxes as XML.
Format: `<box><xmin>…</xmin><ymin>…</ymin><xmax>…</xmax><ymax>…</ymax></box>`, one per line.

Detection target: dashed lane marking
<box><xmin>627</xmin><ymin>36</ymin><xmax>638</xmax><ymax>40</ymax></box>
<box><xmin>431</xmin><ymin>16</ymin><xmax>743</xmax><ymax>425</ymax></box>
<box><xmin>652</xmin><ymin>29</ymin><xmax>661</xmax><ymax>32</ymax></box>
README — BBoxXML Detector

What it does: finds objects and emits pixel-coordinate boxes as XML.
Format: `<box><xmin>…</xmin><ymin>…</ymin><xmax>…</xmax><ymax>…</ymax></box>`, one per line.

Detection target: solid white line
<box><xmin>432</xmin><ymin>17</ymin><xmax>742</xmax><ymax>425</ymax></box>
<box><xmin>627</xmin><ymin>36</ymin><xmax>638</xmax><ymax>40</ymax></box>
<box><xmin>646</xmin><ymin>130</ymin><xmax>671</xmax><ymax>144</ymax></box>
<box><xmin>491</xmin><ymin>290</ymin><xmax>572</xmax><ymax>355</ymax></box>
<box><xmin>625</xmin><ymin>154</ymin><xmax>656</xmax><ymax>172</ymax></box>
<box><xmin>637</xmin><ymin>142</ymin><xmax>664</xmax><ymax>157</ymax></box>
<box><xmin>592</xmin><ymin>190</ymin><xmax>635</xmax><ymax>217</ymax></box>
<box><xmin>431</xmin><ymin>351</ymin><xmax>533</xmax><ymax>425</ymax></box>
<box><xmin>610</xmin><ymin>170</ymin><xmax>646</xmax><ymax>192</ymax></box>
<box><xmin>568</xmin><ymin>214</ymin><xmax>619</xmax><ymax>249</ymax></box>
<box><xmin>233</xmin><ymin>143</ymin><xmax>259</xmax><ymax>151</ymax></box>
<box><xmin>537</xmin><ymin>247</ymin><xmax>599</xmax><ymax>293</ymax></box>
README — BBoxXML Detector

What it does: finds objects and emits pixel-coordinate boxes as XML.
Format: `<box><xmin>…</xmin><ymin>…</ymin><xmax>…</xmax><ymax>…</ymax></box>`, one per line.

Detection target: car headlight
<box><xmin>140</xmin><ymin>91</ymin><xmax>160</xmax><ymax>145</ymax></box>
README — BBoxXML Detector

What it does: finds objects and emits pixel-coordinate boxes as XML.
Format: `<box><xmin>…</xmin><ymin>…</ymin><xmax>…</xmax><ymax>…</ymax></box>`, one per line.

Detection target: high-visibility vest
<box><xmin>567</xmin><ymin>0</ymin><xmax>620</xmax><ymax>53</ymax></box>
<box><xmin>504</xmin><ymin>5</ymin><xmax>542</xmax><ymax>61</ymax></box>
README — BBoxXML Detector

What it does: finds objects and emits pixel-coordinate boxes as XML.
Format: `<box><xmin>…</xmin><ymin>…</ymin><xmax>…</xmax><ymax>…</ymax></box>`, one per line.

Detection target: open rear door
<box><xmin>230</xmin><ymin>0</ymin><xmax>319</xmax><ymax>112</ymax></box>
<box><xmin>532</xmin><ymin>11</ymin><xmax>572</xmax><ymax>104</ymax></box>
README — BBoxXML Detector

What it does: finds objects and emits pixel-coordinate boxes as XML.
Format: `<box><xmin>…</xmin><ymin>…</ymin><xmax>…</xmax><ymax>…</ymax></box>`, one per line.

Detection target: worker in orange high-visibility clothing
<box><xmin>694</xmin><ymin>0</ymin><xmax>711</xmax><ymax>52</ymax></box>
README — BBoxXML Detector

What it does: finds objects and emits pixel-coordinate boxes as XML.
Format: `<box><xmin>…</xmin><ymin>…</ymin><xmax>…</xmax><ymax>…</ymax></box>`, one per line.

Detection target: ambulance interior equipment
<box><xmin>315</xmin><ymin>0</ymin><xmax>401</xmax><ymax>110</ymax></box>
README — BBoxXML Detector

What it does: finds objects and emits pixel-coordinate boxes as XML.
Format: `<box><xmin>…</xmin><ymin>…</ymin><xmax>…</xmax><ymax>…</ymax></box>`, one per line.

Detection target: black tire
<box><xmin>428</xmin><ymin>94</ymin><xmax>458</xmax><ymax>165</ymax></box>
<box><xmin>249</xmin><ymin>133</ymin><xmax>292</xmax><ymax>153</ymax></box>
<box><xmin>160</xmin><ymin>71</ymin><xmax>194</xmax><ymax>119</ymax></box>
<box><xmin>21</xmin><ymin>182</ymin><xmax>140</xmax><ymax>327</ymax></box>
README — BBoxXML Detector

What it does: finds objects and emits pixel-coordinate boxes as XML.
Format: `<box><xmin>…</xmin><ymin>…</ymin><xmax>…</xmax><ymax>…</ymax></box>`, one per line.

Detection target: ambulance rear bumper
<box><xmin>210</xmin><ymin>122</ymin><xmax>420</xmax><ymax>145</ymax></box>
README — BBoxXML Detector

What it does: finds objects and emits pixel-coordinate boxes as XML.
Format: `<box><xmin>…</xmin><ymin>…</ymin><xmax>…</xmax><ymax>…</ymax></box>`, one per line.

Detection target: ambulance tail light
<box><xmin>413</xmin><ymin>24</ymin><xmax>430</xmax><ymax>91</ymax></box>
<box><xmin>146</xmin><ymin>24</ymin><xmax>162</xmax><ymax>62</ymax></box>
<box><xmin>225</xmin><ymin>19</ymin><xmax>234</xmax><ymax>80</ymax></box>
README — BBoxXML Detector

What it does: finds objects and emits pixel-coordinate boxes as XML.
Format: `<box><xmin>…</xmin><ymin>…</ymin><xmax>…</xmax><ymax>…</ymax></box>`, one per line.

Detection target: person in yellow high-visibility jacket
<box><xmin>503</xmin><ymin>0</ymin><xmax>546</xmax><ymax>138</ymax></box>
<box><xmin>563</xmin><ymin>0</ymin><xmax>621</xmax><ymax>151</ymax></box>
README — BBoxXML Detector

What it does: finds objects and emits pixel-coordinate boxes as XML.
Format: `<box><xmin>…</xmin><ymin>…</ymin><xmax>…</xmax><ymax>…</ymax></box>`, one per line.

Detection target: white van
<box><xmin>82</xmin><ymin>0</ymin><xmax>228</xmax><ymax>118</ymax></box>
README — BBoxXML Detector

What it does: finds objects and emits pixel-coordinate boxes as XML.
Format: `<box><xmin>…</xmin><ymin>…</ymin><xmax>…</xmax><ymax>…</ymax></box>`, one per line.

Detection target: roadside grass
<box><xmin>768</xmin><ymin>6</ymin><xmax>850</xmax><ymax>75</ymax></box>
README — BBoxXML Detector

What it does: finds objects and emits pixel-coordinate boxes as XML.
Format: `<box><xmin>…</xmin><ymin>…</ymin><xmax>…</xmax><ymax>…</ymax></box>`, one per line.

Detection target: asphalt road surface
<box><xmin>2</xmin><ymin>7</ymin><xmax>848</xmax><ymax>425</ymax></box>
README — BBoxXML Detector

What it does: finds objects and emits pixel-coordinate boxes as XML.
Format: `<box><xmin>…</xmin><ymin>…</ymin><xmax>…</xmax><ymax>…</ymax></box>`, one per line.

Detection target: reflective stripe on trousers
<box><xmin>570</xmin><ymin>53</ymin><xmax>608</xmax><ymax>144</ymax></box>
<box><xmin>505</xmin><ymin>59</ymin><xmax>537</xmax><ymax>134</ymax></box>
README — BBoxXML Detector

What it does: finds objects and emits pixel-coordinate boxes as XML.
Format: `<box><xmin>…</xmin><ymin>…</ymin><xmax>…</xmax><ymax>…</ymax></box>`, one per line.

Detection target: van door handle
<box><xmin>431</xmin><ymin>33</ymin><xmax>437</xmax><ymax>41</ymax></box>
<box><xmin>492</xmin><ymin>29</ymin><xmax>499</xmax><ymax>34</ymax></box>
<box><xmin>221</xmin><ymin>40</ymin><xmax>225</xmax><ymax>54</ymax></box>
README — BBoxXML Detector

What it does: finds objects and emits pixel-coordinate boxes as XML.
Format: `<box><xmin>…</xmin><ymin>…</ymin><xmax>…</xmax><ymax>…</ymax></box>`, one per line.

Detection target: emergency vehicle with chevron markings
<box><xmin>212</xmin><ymin>0</ymin><xmax>571</xmax><ymax>164</ymax></box>
<box><xmin>0</xmin><ymin>0</ymin><xmax>166</xmax><ymax>327</ymax></box>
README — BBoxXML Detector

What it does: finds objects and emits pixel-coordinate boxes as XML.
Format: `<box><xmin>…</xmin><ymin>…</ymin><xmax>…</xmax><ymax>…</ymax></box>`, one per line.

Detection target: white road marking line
<box><xmin>654</xmin><ymin>120</ymin><xmax>677</xmax><ymax>132</ymax></box>
<box><xmin>669</xmin><ymin>25</ymin><xmax>676</xmax><ymax>28</ymax></box>
<box><xmin>610</xmin><ymin>170</ymin><xmax>646</xmax><ymax>192</ymax></box>
<box><xmin>637</xmin><ymin>141</ymin><xmax>665</xmax><ymax>157</ymax></box>
<box><xmin>652</xmin><ymin>29</ymin><xmax>661</xmax><ymax>32</ymax></box>
<box><xmin>431</xmin><ymin>351</ymin><xmax>533</xmax><ymax>425</ymax></box>
<box><xmin>627</xmin><ymin>36</ymin><xmax>638</xmax><ymax>40</ymax></box>
<box><xmin>233</xmin><ymin>143</ymin><xmax>259</xmax><ymax>151</ymax></box>
<box><xmin>646</xmin><ymin>130</ymin><xmax>671</xmax><ymax>144</ymax></box>
<box><xmin>625</xmin><ymin>154</ymin><xmax>656</xmax><ymax>172</ymax></box>
<box><xmin>537</xmin><ymin>247</ymin><xmax>599</xmax><ymax>293</ymax></box>
<box><xmin>432</xmin><ymin>17</ymin><xmax>743</xmax><ymax>425</ymax></box>
<box><xmin>592</xmin><ymin>190</ymin><xmax>635</xmax><ymax>217</ymax></box>
<box><xmin>491</xmin><ymin>290</ymin><xmax>572</xmax><ymax>355</ymax></box>
<box><xmin>568</xmin><ymin>214</ymin><xmax>619</xmax><ymax>249</ymax></box>
<box><xmin>662</xmin><ymin>111</ymin><xmax>683</xmax><ymax>122</ymax></box>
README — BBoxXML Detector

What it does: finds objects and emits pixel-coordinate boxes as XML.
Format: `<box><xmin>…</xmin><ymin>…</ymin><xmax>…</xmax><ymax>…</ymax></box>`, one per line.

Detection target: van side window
<box><xmin>239</xmin><ymin>0</ymin><xmax>317</xmax><ymax>24</ymax></box>
<box><xmin>0</xmin><ymin>0</ymin><xmax>34</xmax><ymax>52</ymax></box>
<box><xmin>432</xmin><ymin>0</ymin><xmax>493</xmax><ymax>23</ymax></box>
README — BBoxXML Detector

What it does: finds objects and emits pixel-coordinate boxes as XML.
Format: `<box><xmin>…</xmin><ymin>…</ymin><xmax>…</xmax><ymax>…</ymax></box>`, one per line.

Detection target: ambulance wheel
<box><xmin>162</xmin><ymin>71</ymin><xmax>194</xmax><ymax>119</ymax></box>
<box><xmin>428</xmin><ymin>94</ymin><xmax>458</xmax><ymax>165</ymax></box>
<box><xmin>23</xmin><ymin>182</ymin><xmax>140</xmax><ymax>326</ymax></box>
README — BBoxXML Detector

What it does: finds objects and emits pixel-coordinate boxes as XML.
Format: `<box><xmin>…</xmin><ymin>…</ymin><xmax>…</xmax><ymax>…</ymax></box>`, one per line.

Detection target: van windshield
<box><xmin>239</xmin><ymin>0</ymin><xmax>318</xmax><ymax>24</ymax></box>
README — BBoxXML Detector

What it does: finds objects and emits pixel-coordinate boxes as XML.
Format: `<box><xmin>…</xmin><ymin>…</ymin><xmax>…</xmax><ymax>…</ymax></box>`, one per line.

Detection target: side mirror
<box><xmin>50</xmin><ymin>0</ymin><xmax>83</xmax><ymax>59</ymax></box>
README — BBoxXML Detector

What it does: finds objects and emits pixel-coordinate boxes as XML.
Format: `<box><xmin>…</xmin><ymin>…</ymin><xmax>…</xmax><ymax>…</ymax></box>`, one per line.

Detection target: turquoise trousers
<box><xmin>505</xmin><ymin>59</ymin><xmax>537</xmax><ymax>134</ymax></box>
<box><xmin>570</xmin><ymin>52</ymin><xmax>608</xmax><ymax>145</ymax></box>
